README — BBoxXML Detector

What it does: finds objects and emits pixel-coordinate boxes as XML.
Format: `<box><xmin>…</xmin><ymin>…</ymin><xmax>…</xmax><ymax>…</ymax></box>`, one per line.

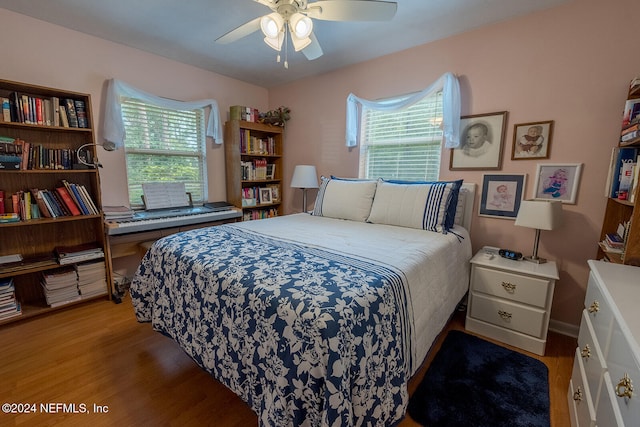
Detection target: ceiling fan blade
<box><xmin>215</xmin><ymin>17</ymin><xmax>262</xmax><ymax>44</ymax></box>
<box><xmin>302</xmin><ymin>33</ymin><xmax>323</xmax><ymax>60</ymax></box>
<box><xmin>305</xmin><ymin>0</ymin><xmax>397</xmax><ymax>22</ymax></box>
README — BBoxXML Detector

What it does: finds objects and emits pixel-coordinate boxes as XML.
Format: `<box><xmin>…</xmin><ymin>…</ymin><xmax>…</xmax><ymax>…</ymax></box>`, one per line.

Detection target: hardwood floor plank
<box><xmin>0</xmin><ymin>297</ymin><xmax>575</xmax><ymax>426</ymax></box>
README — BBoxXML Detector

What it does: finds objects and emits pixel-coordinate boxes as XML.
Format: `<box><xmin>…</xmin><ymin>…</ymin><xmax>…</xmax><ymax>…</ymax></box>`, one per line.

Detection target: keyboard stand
<box><xmin>103</xmin><ymin>208</ymin><xmax>241</xmax><ymax>301</ymax></box>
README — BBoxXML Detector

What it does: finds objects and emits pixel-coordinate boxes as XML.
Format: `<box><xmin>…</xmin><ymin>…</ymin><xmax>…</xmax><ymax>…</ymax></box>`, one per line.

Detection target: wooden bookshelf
<box><xmin>224</xmin><ymin>120</ymin><xmax>283</xmax><ymax>221</ymax></box>
<box><xmin>598</xmin><ymin>78</ymin><xmax>640</xmax><ymax>266</ymax></box>
<box><xmin>0</xmin><ymin>79</ymin><xmax>108</xmax><ymax>324</ymax></box>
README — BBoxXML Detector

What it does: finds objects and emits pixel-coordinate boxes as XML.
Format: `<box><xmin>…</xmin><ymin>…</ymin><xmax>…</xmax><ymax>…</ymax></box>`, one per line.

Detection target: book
<box><xmin>64</xmin><ymin>99</ymin><xmax>79</xmax><ymax>128</ymax></box>
<box><xmin>630</xmin><ymin>157</ymin><xmax>640</xmax><ymax>203</ymax></box>
<box><xmin>0</xmin><ymin>190</ymin><xmax>4</xmax><ymax>214</ymax></box>
<box><xmin>59</xmin><ymin>105</ymin><xmax>69</xmax><ymax>127</ymax></box>
<box><xmin>608</xmin><ymin>147</ymin><xmax>639</xmax><ymax>198</ymax></box>
<box><xmin>74</xmin><ymin>100</ymin><xmax>88</xmax><ymax>128</ymax></box>
<box><xmin>55</xmin><ymin>186</ymin><xmax>82</xmax><ymax>216</ymax></box>
<box><xmin>1</xmin><ymin>98</ymin><xmax>10</xmax><ymax>122</ymax></box>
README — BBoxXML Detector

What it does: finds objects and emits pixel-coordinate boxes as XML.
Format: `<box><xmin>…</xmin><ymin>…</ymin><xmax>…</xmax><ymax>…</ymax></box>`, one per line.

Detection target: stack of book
<box><xmin>76</xmin><ymin>260</ymin><xmax>108</xmax><ymax>298</ymax></box>
<box><xmin>0</xmin><ymin>277</ymin><xmax>22</xmax><ymax>320</ymax></box>
<box><xmin>55</xmin><ymin>242</ymin><xmax>104</xmax><ymax>265</ymax></box>
<box><xmin>103</xmin><ymin>205</ymin><xmax>134</xmax><ymax>221</ymax></box>
<box><xmin>602</xmin><ymin>232</ymin><xmax>624</xmax><ymax>254</ymax></box>
<box><xmin>41</xmin><ymin>267</ymin><xmax>80</xmax><ymax>307</ymax></box>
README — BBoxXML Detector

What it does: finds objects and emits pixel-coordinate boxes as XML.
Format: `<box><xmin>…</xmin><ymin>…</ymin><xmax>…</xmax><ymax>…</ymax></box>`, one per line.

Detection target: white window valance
<box><xmin>103</xmin><ymin>78</ymin><xmax>222</xmax><ymax>148</ymax></box>
<box><xmin>345</xmin><ymin>72</ymin><xmax>461</xmax><ymax>148</ymax></box>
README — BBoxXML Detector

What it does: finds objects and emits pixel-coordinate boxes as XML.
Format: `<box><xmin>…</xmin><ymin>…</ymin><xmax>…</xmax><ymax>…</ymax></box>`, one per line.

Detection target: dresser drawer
<box><xmin>472</xmin><ymin>266</ymin><xmax>551</xmax><ymax>308</ymax></box>
<box><xmin>584</xmin><ymin>272</ymin><xmax>614</xmax><ymax>354</ymax></box>
<box><xmin>469</xmin><ymin>293</ymin><xmax>546</xmax><ymax>337</ymax></box>
<box><xmin>577</xmin><ymin>310</ymin><xmax>607</xmax><ymax>407</ymax></box>
<box><xmin>606</xmin><ymin>318</ymin><xmax>640</xmax><ymax>426</ymax></box>
<box><xmin>597</xmin><ymin>372</ymin><xmax>625</xmax><ymax>427</ymax></box>
<box><xmin>569</xmin><ymin>348</ymin><xmax>597</xmax><ymax>427</ymax></box>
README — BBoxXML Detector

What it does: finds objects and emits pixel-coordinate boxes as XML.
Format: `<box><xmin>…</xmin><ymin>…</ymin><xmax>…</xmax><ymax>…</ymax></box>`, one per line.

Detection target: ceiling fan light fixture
<box><xmin>290</xmin><ymin>13</ymin><xmax>313</xmax><ymax>39</ymax></box>
<box><xmin>260</xmin><ymin>13</ymin><xmax>284</xmax><ymax>38</ymax></box>
<box><xmin>291</xmin><ymin>34</ymin><xmax>312</xmax><ymax>52</ymax></box>
<box><xmin>264</xmin><ymin>32</ymin><xmax>285</xmax><ymax>51</ymax></box>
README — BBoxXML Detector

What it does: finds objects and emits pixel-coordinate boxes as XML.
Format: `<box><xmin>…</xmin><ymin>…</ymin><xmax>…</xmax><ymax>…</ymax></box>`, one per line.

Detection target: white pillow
<box><xmin>367</xmin><ymin>180</ymin><xmax>459</xmax><ymax>232</ymax></box>
<box><xmin>312</xmin><ymin>177</ymin><xmax>377</xmax><ymax>222</ymax></box>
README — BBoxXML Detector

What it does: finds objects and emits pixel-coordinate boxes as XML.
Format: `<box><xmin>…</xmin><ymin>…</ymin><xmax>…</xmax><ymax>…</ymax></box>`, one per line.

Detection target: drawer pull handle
<box><xmin>580</xmin><ymin>344</ymin><xmax>591</xmax><ymax>359</ymax></box>
<box><xmin>501</xmin><ymin>281</ymin><xmax>516</xmax><ymax>293</ymax></box>
<box><xmin>588</xmin><ymin>301</ymin><xmax>599</xmax><ymax>313</ymax></box>
<box><xmin>498</xmin><ymin>310</ymin><xmax>512</xmax><ymax>321</ymax></box>
<box><xmin>573</xmin><ymin>386</ymin><xmax>583</xmax><ymax>402</ymax></box>
<box><xmin>616</xmin><ymin>373</ymin><xmax>633</xmax><ymax>399</ymax></box>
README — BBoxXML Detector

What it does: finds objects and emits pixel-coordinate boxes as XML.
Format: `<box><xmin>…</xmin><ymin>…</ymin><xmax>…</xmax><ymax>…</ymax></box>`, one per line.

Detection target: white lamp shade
<box><xmin>514</xmin><ymin>200</ymin><xmax>563</xmax><ymax>231</ymax></box>
<box><xmin>291</xmin><ymin>165</ymin><xmax>319</xmax><ymax>189</ymax></box>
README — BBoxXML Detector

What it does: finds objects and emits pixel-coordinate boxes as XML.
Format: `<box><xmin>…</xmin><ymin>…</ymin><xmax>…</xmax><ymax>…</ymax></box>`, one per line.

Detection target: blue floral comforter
<box><xmin>131</xmin><ymin>223</ymin><xmax>413</xmax><ymax>426</ymax></box>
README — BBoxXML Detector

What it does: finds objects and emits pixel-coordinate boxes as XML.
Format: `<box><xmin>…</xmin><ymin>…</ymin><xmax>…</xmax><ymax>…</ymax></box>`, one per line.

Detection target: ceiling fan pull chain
<box><xmin>284</xmin><ymin>23</ymin><xmax>289</xmax><ymax>69</ymax></box>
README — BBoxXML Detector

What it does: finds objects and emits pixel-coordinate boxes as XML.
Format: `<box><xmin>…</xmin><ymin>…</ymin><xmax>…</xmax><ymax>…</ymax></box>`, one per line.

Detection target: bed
<box><xmin>131</xmin><ymin>178</ymin><xmax>475</xmax><ymax>426</ymax></box>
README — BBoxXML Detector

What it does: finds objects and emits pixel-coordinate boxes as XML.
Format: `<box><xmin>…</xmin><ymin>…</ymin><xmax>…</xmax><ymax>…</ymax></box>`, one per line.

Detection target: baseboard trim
<box><xmin>549</xmin><ymin>319</ymin><xmax>579</xmax><ymax>338</ymax></box>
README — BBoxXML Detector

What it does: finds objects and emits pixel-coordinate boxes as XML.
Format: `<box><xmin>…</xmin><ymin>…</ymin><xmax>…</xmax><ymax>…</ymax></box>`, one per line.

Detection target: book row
<box><xmin>242</xmin><ymin>208</ymin><xmax>279</xmax><ymax>221</ymax></box>
<box><xmin>240</xmin><ymin>130</ymin><xmax>277</xmax><ymax>155</ymax></box>
<box><xmin>0</xmin><ymin>138</ymin><xmax>88</xmax><ymax>170</ymax></box>
<box><xmin>605</xmin><ymin>147</ymin><xmax>639</xmax><ymax>202</ymax></box>
<box><xmin>241</xmin><ymin>158</ymin><xmax>276</xmax><ymax>181</ymax></box>
<box><xmin>0</xmin><ymin>180</ymin><xmax>99</xmax><ymax>221</ymax></box>
<box><xmin>1</xmin><ymin>93</ymin><xmax>88</xmax><ymax>128</ymax></box>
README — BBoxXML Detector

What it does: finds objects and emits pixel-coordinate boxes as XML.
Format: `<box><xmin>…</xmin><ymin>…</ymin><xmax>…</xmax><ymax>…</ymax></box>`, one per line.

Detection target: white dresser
<box><xmin>568</xmin><ymin>260</ymin><xmax>640</xmax><ymax>427</ymax></box>
<box><xmin>465</xmin><ymin>247</ymin><xmax>558</xmax><ymax>356</ymax></box>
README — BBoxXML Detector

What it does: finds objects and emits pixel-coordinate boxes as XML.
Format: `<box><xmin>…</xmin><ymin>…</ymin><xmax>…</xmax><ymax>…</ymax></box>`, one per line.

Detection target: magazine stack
<box><xmin>0</xmin><ymin>277</ymin><xmax>22</xmax><ymax>320</ymax></box>
<box><xmin>41</xmin><ymin>267</ymin><xmax>80</xmax><ymax>307</ymax></box>
<box><xmin>76</xmin><ymin>260</ymin><xmax>108</xmax><ymax>298</ymax></box>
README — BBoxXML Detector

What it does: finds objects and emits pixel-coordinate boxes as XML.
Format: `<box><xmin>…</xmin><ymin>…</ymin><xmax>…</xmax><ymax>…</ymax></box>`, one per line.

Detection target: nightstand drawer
<box><xmin>469</xmin><ymin>293</ymin><xmax>546</xmax><ymax>338</ymax></box>
<box><xmin>472</xmin><ymin>265</ymin><xmax>551</xmax><ymax>308</ymax></box>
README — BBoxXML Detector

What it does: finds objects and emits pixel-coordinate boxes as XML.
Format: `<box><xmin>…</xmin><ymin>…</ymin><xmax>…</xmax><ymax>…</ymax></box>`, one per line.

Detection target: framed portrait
<box><xmin>532</xmin><ymin>163</ymin><xmax>582</xmax><ymax>204</ymax></box>
<box><xmin>266</xmin><ymin>164</ymin><xmax>276</xmax><ymax>180</ymax></box>
<box><xmin>479</xmin><ymin>173</ymin><xmax>527</xmax><ymax>219</ymax></box>
<box><xmin>450</xmin><ymin>111</ymin><xmax>508</xmax><ymax>170</ymax></box>
<box><xmin>511</xmin><ymin>120</ymin><xmax>554</xmax><ymax>160</ymax></box>
<box><xmin>259</xmin><ymin>187</ymin><xmax>272</xmax><ymax>204</ymax></box>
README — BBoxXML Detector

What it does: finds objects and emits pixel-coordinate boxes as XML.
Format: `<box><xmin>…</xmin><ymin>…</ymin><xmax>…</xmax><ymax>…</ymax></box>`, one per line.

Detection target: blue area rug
<box><xmin>407</xmin><ymin>330</ymin><xmax>550</xmax><ymax>427</ymax></box>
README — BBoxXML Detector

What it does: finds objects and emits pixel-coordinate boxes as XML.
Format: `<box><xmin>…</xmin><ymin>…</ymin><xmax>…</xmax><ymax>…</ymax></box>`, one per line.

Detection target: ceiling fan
<box><xmin>216</xmin><ymin>0</ymin><xmax>397</xmax><ymax>66</ymax></box>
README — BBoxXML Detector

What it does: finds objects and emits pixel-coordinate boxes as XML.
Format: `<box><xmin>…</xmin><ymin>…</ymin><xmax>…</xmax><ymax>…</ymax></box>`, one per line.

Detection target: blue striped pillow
<box><xmin>367</xmin><ymin>179</ymin><xmax>462</xmax><ymax>233</ymax></box>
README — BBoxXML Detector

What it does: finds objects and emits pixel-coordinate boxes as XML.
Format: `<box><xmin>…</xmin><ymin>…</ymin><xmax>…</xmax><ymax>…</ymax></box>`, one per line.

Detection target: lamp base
<box><xmin>523</xmin><ymin>255</ymin><xmax>547</xmax><ymax>264</ymax></box>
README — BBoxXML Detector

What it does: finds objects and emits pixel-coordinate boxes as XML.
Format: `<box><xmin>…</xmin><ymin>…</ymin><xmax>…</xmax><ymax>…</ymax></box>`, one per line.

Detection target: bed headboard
<box><xmin>458</xmin><ymin>183</ymin><xmax>476</xmax><ymax>232</ymax></box>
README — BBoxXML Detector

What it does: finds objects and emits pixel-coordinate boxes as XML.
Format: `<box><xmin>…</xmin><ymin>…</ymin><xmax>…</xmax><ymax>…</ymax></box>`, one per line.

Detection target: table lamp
<box><xmin>514</xmin><ymin>200</ymin><xmax>563</xmax><ymax>264</ymax></box>
<box><xmin>290</xmin><ymin>165</ymin><xmax>318</xmax><ymax>212</ymax></box>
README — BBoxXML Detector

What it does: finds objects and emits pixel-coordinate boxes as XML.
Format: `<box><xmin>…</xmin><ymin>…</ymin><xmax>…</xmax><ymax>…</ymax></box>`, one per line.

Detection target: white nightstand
<box><xmin>465</xmin><ymin>246</ymin><xmax>559</xmax><ymax>356</ymax></box>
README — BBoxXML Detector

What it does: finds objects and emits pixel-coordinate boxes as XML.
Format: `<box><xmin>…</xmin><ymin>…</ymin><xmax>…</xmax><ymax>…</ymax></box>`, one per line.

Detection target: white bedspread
<box><xmin>238</xmin><ymin>213</ymin><xmax>472</xmax><ymax>375</ymax></box>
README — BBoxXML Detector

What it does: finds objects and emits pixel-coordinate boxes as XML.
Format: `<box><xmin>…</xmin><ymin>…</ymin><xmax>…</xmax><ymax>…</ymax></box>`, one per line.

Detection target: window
<box><xmin>359</xmin><ymin>92</ymin><xmax>443</xmax><ymax>181</ymax></box>
<box><xmin>121</xmin><ymin>98</ymin><xmax>207</xmax><ymax>207</ymax></box>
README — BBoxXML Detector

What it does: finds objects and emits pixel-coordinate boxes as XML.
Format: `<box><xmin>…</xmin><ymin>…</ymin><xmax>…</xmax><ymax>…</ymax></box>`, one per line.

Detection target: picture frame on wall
<box><xmin>511</xmin><ymin>120</ymin><xmax>554</xmax><ymax>160</ymax></box>
<box><xmin>450</xmin><ymin>111</ymin><xmax>508</xmax><ymax>170</ymax></box>
<box><xmin>532</xmin><ymin>163</ymin><xmax>582</xmax><ymax>204</ymax></box>
<box><xmin>479</xmin><ymin>173</ymin><xmax>527</xmax><ymax>219</ymax></box>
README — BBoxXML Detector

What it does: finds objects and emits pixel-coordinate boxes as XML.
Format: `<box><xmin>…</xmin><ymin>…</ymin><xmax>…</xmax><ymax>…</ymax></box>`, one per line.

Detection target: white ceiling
<box><xmin>0</xmin><ymin>0</ymin><xmax>568</xmax><ymax>88</ymax></box>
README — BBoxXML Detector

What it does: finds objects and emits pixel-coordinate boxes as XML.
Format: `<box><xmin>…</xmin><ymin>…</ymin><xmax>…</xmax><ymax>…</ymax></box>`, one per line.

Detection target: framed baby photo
<box><xmin>532</xmin><ymin>163</ymin><xmax>582</xmax><ymax>204</ymax></box>
<box><xmin>450</xmin><ymin>111</ymin><xmax>508</xmax><ymax>170</ymax></box>
<box><xmin>511</xmin><ymin>120</ymin><xmax>554</xmax><ymax>160</ymax></box>
<box><xmin>479</xmin><ymin>173</ymin><xmax>526</xmax><ymax>219</ymax></box>
<box><xmin>259</xmin><ymin>187</ymin><xmax>272</xmax><ymax>204</ymax></box>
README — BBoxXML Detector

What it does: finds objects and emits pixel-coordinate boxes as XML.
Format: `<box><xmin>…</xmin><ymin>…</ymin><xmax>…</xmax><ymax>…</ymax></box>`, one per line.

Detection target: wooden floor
<box><xmin>0</xmin><ymin>296</ymin><xmax>576</xmax><ymax>426</ymax></box>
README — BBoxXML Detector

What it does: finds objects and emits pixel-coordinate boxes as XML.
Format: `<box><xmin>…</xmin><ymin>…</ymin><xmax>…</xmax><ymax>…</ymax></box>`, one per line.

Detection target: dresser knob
<box><xmin>501</xmin><ymin>281</ymin><xmax>516</xmax><ymax>293</ymax></box>
<box><xmin>573</xmin><ymin>386</ymin><xmax>583</xmax><ymax>402</ymax></box>
<box><xmin>616</xmin><ymin>373</ymin><xmax>634</xmax><ymax>399</ymax></box>
<box><xmin>580</xmin><ymin>344</ymin><xmax>591</xmax><ymax>359</ymax></box>
<box><xmin>498</xmin><ymin>310</ymin><xmax>512</xmax><ymax>321</ymax></box>
<box><xmin>588</xmin><ymin>301</ymin><xmax>599</xmax><ymax>313</ymax></box>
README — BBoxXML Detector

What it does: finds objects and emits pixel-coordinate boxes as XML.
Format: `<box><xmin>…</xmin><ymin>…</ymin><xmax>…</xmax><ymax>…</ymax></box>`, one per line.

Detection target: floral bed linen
<box><xmin>131</xmin><ymin>214</ymin><xmax>471</xmax><ymax>426</ymax></box>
